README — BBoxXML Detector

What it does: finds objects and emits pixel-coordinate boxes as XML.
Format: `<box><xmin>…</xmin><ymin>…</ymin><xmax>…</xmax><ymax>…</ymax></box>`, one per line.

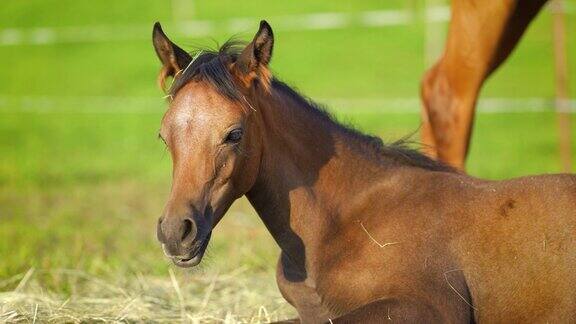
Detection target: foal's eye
<box><xmin>225</xmin><ymin>128</ymin><xmax>243</xmax><ymax>144</ymax></box>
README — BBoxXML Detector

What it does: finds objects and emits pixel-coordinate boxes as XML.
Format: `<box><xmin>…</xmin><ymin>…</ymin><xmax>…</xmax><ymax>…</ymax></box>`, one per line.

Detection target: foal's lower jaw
<box><xmin>166</xmin><ymin>231</ymin><xmax>212</xmax><ymax>268</ymax></box>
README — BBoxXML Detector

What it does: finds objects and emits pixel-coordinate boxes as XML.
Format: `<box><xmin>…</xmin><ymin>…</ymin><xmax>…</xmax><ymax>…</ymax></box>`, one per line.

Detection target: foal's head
<box><xmin>153</xmin><ymin>21</ymin><xmax>274</xmax><ymax>267</ymax></box>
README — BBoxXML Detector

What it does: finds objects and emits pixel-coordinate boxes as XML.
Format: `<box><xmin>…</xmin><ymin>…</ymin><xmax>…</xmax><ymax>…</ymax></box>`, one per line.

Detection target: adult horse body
<box><xmin>153</xmin><ymin>21</ymin><xmax>576</xmax><ymax>323</ymax></box>
<box><xmin>421</xmin><ymin>0</ymin><xmax>549</xmax><ymax>169</ymax></box>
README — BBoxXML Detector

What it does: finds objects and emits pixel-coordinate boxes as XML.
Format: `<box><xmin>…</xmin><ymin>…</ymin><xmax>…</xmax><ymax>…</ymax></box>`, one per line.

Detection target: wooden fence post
<box><xmin>551</xmin><ymin>0</ymin><xmax>572</xmax><ymax>172</ymax></box>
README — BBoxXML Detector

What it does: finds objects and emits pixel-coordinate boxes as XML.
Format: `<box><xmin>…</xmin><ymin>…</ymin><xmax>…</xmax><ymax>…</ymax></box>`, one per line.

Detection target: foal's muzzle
<box><xmin>157</xmin><ymin>207</ymin><xmax>212</xmax><ymax>268</ymax></box>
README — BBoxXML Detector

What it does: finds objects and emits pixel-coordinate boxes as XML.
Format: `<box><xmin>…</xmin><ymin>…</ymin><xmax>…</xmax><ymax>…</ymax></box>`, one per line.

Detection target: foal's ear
<box><xmin>233</xmin><ymin>20</ymin><xmax>274</xmax><ymax>89</ymax></box>
<box><xmin>152</xmin><ymin>22</ymin><xmax>192</xmax><ymax>92</ymax></box>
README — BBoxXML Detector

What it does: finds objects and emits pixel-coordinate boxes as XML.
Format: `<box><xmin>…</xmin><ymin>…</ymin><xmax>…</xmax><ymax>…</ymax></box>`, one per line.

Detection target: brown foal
<box><xmin>421</xmin><ymin>0</ymin><xmax>548</xmax><ymax>170</ymax></box>
<box><xmin>153</xmin><ymin>21</ymin><xmax>576</xmax><ymax>323</ymax></box>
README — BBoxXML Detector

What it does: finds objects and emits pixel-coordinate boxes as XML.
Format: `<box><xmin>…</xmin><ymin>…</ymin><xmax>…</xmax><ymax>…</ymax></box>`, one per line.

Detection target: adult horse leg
<box><xmin>421</xmin><ymin>0</ymin><xmax>547</xmax><ymax>170</ymax></box>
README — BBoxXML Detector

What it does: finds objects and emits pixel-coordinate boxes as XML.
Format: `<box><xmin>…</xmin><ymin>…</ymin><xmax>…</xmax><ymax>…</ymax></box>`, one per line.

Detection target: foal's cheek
<box><xmin>216</xmin><ymin>152</ymin><xmax>238</xmax><ymax>184</ymax></box>
<box><xmin>209</xmin><ymin>177</ymin><xmax>239</xmax><ymax>226</ymax></box>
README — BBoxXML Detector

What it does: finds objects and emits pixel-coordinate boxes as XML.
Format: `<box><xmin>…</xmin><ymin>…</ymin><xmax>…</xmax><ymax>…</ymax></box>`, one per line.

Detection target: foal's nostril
<box><xmin>182</xmin><ymin>219</ymin><xmax>193</xmax><ymax>241</ymax></box>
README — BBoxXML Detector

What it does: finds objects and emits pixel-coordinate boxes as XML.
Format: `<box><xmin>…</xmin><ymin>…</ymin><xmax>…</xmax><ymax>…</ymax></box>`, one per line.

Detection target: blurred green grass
<box><xmin>1</xmin><ymin>0</ymin><xmax>576</xmax><ymax>321</ymax></box>
<box><xmin>1</xmin><ymin>110</ymin><xmax>575</xmax><ymax>281</ymax></box>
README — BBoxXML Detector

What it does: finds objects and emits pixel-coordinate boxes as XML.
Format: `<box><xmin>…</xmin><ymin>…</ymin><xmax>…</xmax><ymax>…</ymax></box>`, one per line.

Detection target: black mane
<box><xmin>169</xmin><ymin>41</ymin><xmax>453</xmax><ymax>173</ymax></box>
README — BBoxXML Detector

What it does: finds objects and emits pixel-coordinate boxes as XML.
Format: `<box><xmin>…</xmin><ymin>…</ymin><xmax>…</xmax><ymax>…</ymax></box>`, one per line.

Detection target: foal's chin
<box><xmin>170</xmin><ymin>232</ymin><xmax>212</xmax><ymax>268</ymax></box>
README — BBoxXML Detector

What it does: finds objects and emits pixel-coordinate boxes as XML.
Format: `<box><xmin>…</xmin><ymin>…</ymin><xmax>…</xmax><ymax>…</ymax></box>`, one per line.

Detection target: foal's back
<box><xmin>323</xmin><ymin>170</ymin><xmax>576</xmax><ymax>322</ymax></box>
<box><xmin>449</xmin><ymin>173</ymin><xmax>576</xmax><ymax>322</ymax></box>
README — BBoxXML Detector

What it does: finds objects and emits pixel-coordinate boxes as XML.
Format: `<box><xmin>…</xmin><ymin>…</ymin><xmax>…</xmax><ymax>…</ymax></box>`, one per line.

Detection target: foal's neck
<box><xmin>245</xmin><ymin>83</ymin><xmax>389</xmax><ymax>280</ymax></box>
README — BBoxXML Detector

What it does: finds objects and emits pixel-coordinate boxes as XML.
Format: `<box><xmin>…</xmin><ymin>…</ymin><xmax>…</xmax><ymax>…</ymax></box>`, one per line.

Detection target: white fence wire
<box><xmin>0</xmin><ymin>95</ymin><xmax>574</xmax><ymax>114</ymax></box>
<box><xmin>1</xmin><ymin>3</ymin><xmax>574</xmax><ymax>46</ymax></box>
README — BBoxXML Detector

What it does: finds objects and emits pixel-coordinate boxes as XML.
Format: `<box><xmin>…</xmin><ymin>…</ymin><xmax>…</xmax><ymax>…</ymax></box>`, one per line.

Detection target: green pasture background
<box><xmin>1</xmin><ymin>0</ymin><xmax>575</xmax><ymax>320</ymax></box>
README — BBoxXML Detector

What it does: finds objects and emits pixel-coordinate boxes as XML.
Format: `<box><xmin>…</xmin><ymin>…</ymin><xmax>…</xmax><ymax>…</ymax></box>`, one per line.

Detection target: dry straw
<box><xmin>0</xmin><ymin>267</ymin><xmax>295</xmax><ymax>323</ymax></box>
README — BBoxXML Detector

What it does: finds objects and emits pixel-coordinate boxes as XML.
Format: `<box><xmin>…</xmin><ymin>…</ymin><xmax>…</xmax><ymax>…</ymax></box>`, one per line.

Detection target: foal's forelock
<box><xmin>158</xmin><ymin>43</ymin><xmax>274</xmax><ymax>117</ymax></box>
<box><xmin>159</xmin><ymin>43</ymin><xmax>234</xmax><ymax>96</ymax></box>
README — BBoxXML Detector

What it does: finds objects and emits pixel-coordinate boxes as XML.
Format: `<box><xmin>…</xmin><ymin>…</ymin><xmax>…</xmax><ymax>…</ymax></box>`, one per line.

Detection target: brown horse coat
<box><xmin>153</xmin><ymin>21</ymin><xmax>576</xmax><ymax>323</ymax></box>
<box><xmin>421</xmin><ymin>0</ymin><xmax>549</xmax><ymax>169</ymax></box>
